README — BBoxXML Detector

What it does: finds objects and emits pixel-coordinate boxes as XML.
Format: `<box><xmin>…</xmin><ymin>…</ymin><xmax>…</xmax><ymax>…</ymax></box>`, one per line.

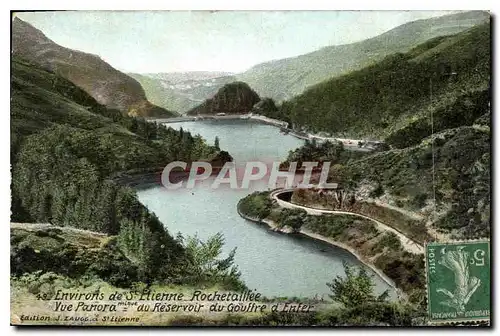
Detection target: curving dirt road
<box><xmin>269</xmin><ymin>189</ymin><xmax>424</xmax><ymax>254</ymax></box>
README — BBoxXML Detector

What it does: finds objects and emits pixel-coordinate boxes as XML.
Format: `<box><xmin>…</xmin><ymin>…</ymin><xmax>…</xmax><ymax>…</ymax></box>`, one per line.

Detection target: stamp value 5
<box><xmin>426</xmin><ymin>240</ymin><xmax>490</xmax><ymax>324</ymax></box>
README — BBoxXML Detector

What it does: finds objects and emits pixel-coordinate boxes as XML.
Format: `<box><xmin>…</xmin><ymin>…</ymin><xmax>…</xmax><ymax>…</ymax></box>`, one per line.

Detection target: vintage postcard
<box><xmin>10</xmin><ymin>10</ymin><xmax>491</xmax><ymax>327</ymax></box>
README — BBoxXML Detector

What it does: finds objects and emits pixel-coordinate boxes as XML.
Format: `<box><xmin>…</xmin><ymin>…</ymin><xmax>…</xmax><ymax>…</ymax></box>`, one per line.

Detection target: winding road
<box><xmin>269</xmin><ymin>189</ymin><xmax>424</xmax><ymax>254</ymax></box>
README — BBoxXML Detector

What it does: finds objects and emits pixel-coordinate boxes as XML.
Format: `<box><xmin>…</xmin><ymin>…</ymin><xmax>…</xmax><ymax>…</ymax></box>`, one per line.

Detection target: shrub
<box><xmin>377</xmin><ymin>232</ymin><xmax>402</xmax><ymax>252</ymax></box>
<box><xmin>369</xmin><ymin>184</ymin><xmax>384</xmax><ymax>198</ymax></box>
<box><xmin>327</xmin><ymin>261</ymin><xmax>389</xmax><ymax>308</ymax></box>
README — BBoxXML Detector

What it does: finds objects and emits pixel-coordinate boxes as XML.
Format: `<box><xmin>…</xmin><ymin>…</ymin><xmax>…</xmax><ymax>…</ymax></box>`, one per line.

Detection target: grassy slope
<box><xmin>10</xmin><ymin>223</ymin><xmax>246</xmax><ymax>325</ymax></box>
<box><xmin>237</xmin><ymin>11</ymin><xmax>489</xmax><ymax>102</ymax></box>
<box><xmin>10</xmin><ymin>223</ymin><xmax>138</xmax><ymax>286</ymax></box>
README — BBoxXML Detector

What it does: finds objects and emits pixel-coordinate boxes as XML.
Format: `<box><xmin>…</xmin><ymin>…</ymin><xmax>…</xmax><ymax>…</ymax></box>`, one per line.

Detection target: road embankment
<box><xmin>236</xmin><ymin>200</ymin><xmax>403</xmax><ymax>298</ymax></box>
<box><xmin>270</xmin><ymin>189</ymin><xmax>424</xmax><ymax>254</ymax></box>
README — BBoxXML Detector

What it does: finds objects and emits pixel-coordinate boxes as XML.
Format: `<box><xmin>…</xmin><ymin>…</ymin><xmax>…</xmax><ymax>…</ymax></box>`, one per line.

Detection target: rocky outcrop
<box><xmin>11</xmin><ymin>18</ymin><xmax>175</xmax><ymax>118</ymax></box>
<box><xmin>186</xmin><ymin>82</ymin><xmax>260</xmax><ymax>115</ymax></box>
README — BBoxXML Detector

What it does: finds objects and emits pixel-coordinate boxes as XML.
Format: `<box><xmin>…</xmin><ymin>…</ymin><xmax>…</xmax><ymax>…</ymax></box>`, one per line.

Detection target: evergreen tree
<box><xmin>214</xmin><ymin>136</ymin><xmax>220</xmax><ymax>150</ymax></box>
<box><xmin>327</xmin><ymin>261</ymin><xmax>388</xmax><ymax>308</ymax></box>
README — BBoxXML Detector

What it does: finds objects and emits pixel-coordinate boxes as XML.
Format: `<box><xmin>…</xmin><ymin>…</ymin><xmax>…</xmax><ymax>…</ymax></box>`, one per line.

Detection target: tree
<box><xmin>214</xmin><ymin>136</ymin><xmax>220</xmax><ymax>150</ymax></box>
<box><xmin>327</xmin><ymin>261</ymin><xmax>388</xmax><ymax>308</ymax></box>
<box><xmin>328</xmin><ymin>164</ymin><xmax>356</xmax><ymax>193</ymax></box>
<box><xmin>183</xmin><ymin>232</ymin><xmax>245</xmax><ymax>290</ymax></box>
<box><xmin>279</xmin><ymin>208</ymin><xmax>307</xmax><ymax>232</ymax></box>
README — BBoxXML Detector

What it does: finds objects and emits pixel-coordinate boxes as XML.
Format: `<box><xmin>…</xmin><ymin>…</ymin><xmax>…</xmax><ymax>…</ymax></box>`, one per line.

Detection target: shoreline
<box><xmin>150</xmin><ymin>115</ymin><xmax>377</xmax><ymax>151</ymax></box>
<box><xmin>134</xmin><ymin>181</ymin><xmax>405</xmax><ymax>299</ymax></box>
<box><xmin>236</xmin><ymin>200</ymin><xmax>404</xmax><ymax>298</ymax></box>
<box><xmin>298</xmin><ymin>228</ymin><xmax>401</xmax><ymax>297</ymax></box>
<box><xmin>111</xmin><ymin>169</ymin><xmax>164</xmax><ymax>188</ymax></box>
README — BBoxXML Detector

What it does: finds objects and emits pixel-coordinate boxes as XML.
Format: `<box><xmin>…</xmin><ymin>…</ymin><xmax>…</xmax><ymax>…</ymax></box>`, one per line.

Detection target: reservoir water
<box><xmin>137</xmin><ymin>119</ymin><xmax>394</xmax><ymax>299</ymax></box>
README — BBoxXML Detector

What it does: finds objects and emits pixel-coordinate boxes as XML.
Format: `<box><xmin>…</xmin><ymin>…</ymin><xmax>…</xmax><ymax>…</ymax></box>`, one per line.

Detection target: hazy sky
<box><xmin>17</xmin><ymin>11</ymin><xmax>458</xmax><ymax>73</ymax></box>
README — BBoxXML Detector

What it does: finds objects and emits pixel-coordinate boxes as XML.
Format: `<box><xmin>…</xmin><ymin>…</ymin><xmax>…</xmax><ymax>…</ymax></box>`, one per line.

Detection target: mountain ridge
<box><xmin>11</xmin><ymin>17</ymin><xmax>175</xmax><ymax>118</ymax></box>
<box><xmin>145</xmin><ymin>71</ymin><xmax>235</xmax><ymax>84</ymax></box>
<box><xmin>262</xmin><ymin>22</ymin><xmax>490</xmax><ymax>141</ymax></box>
<box><xmin>236</xmin><ymin>11</ymin><xmax>490</xmax><ymax>102</ymax></box>
<box><xmin>133</xmin><ymin>11</ymin><xmax>489</xmax><ymax>113</ymax></box>
<box><xmin>128</xmin><ymin>72</ymin><xmax>237</xmax><ymax>114</ymax></box>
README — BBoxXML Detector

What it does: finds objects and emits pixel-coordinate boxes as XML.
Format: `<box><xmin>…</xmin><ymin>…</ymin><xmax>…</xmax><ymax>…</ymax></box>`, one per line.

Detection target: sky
<box><xmin>16</xmin><ymin>10</ymin><xmax>459</xmax><ymax>74</ymax></box>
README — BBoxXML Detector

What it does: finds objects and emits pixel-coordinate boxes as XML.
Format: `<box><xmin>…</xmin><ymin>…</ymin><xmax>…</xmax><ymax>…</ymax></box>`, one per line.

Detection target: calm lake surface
<box><xmin>137</xmin><ymin>119</ymin><xmax>395</xmax><ymax>298</ymax></box>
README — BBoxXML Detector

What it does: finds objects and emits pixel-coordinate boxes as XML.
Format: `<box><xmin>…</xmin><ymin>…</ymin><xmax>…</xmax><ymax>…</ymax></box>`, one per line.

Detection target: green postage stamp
<box><xmin>426</xmin><ymin>241</ymin><xmax>490</xmax><ymax>324</ymax></box>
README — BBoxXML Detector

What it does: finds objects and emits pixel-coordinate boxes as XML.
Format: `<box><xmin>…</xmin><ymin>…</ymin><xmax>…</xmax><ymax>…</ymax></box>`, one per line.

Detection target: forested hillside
<box><xmin>271</xmin><ymin>23</ymin><xmax>490</xmax><ymax>141</ymax></box>
<box><xmin>186</xmin><ymin>82</ymin><xmax>261</xmax><ymax>115</ymax></box>
<box><xmin>271</xmin><ymin>23</ymin><xmax>491</xmax><ymax>242</ymax></box>
<box><xmin>11</xmin><ymin>57</ymin><xmax>226</xmax><ymax>283</ymax></box>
